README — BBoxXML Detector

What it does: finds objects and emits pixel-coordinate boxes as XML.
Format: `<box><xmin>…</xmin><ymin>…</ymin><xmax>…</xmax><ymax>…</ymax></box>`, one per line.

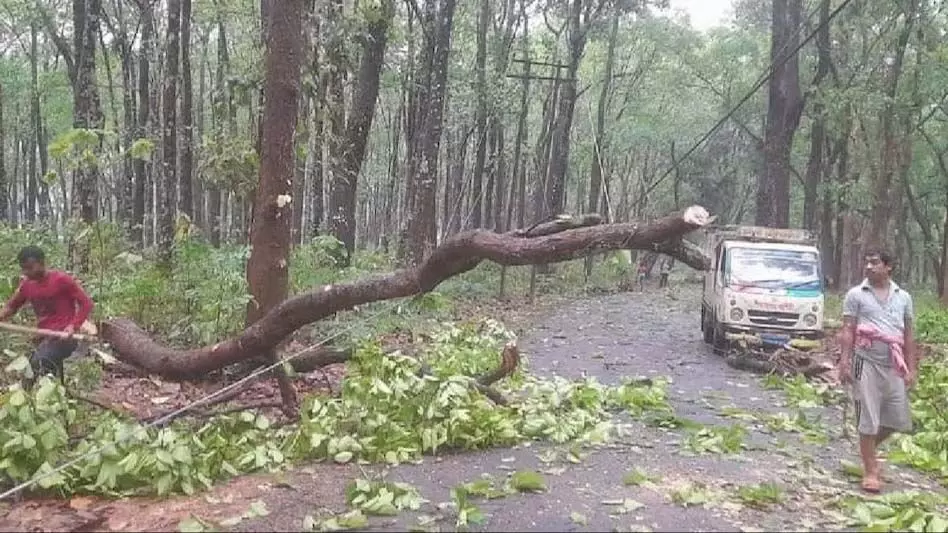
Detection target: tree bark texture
<box><xmin>158</xmin><ymin>0</ymin><xmax>181</xmax><ymax>267</ymax></box>
<box><xmin>180</xmin><ymin>0</ymin><xmax>195</xmax><ymax>218</ymax></box>
<box><xmin>325</xmin><ymin>0</ymin><xmax>346</xmax><ymax>249</ymax></box>
<box><xmin>329</xmin><ymin>0</ymin><xmax>393</xmax><ymax>261</ymax></box>
<box><xmin>470</xmin><ymin>0</ymin><xmax>489</xmax><ymax>229</ymax></box>
<box><xmin>244</xmin><ymin>0</ymin><xmax>304</xmax><ymax>326</ymax></box>
<box><xmin>132</xmin><ymin>0</ymin><xmax>153</xmax><ymax>247</ymax></box>
<box><xmin>403</xmin><ymin>0</ymin><xmax>458</xmax><ymax>265</ymax></box>
<box><xmin>72</xmin><ymin>0</ymin><xmax>105</xmax><ymax>229</ymax></box>
<box><xmin>546</xmin><ymin>3</ymin><xmax>585</xmax><ymax>218</ymax></box>
<box><xmin>755</xmin><ymin>0</ymin><xmax>803</xmax><ymax>228</ymax></box>
<box><xmin>802</xmin><ymin>0</ymin><xmax>831</xmax><ymax>231</ymax></box>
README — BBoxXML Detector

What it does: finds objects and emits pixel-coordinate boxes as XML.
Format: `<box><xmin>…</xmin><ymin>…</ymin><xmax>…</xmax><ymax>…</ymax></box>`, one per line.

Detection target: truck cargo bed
<box><xmin>703</xmin><ymin>225</ymin><xmax>817</xmax><ymax>246</ymax></box>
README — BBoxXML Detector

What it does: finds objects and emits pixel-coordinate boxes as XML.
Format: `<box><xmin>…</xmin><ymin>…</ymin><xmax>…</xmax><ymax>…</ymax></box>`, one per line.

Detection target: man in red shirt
<box><xmin>0</xmin><ymin>246</ymin><xmax>94</xmax><ymax>386</ymax></box>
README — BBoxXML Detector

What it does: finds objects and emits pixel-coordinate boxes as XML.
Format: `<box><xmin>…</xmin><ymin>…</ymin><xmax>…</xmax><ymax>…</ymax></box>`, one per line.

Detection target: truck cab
<box><xmin>700</xmin><ymin>225</ymin><xmax>824</xmax><ymax>352</ymax></box>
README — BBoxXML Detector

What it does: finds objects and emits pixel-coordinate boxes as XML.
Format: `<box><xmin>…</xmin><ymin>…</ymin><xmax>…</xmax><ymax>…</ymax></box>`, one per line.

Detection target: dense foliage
<box><xmin>0</xmin><ymin>318</ymin><xmax>670</xmax><ymax>498</ymax></box>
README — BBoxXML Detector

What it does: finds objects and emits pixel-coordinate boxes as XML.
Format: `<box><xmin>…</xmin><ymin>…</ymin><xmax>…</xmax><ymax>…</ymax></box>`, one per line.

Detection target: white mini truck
<box><xmin>700</xmin><ymin>225</ymin><xmax>825</xmax><ymax>352</ymax></box>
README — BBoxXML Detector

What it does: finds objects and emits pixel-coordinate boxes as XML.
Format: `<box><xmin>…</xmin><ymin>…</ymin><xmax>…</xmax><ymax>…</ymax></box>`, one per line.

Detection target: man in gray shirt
<box><xmin>839</xmin><ymin>249</ymin><xmax>917</xmax><ymax>493</ymax></box>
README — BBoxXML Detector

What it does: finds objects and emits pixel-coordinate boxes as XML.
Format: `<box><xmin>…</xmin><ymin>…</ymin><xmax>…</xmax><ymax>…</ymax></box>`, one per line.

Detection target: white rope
<box><xmin>0</xmin><ymin>302</ymin><xmax>395</xmax><ymax>501</ymax></box>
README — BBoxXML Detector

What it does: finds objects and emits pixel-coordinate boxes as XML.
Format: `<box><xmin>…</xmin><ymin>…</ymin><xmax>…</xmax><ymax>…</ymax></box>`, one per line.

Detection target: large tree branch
<box><xmin>100</xmin><ymin>206</ymin><xmax>713</xmax><ymax>380</ymax></box>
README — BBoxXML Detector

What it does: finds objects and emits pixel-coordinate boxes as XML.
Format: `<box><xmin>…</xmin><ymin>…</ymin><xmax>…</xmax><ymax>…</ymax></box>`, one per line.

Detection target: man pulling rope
<box><xmin>0</xmin><ymin>245</ymin><xmax>94</xmax><ymax>388</ymax></box>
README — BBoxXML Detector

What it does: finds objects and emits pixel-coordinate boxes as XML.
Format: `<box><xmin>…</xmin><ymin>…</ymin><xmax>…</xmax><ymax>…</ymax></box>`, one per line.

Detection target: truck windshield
<box><xmin>725</xmin><ymin>247</ymin><xmax>821</xmax><ymax>291</ymax></box>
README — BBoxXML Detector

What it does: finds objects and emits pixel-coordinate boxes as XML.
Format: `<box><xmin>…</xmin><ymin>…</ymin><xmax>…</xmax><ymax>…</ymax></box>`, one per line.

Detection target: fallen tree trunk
<box><xmin>100</xmin><ymin>206</ymin><xmax>713</xmax><ymax>380</ymax></box>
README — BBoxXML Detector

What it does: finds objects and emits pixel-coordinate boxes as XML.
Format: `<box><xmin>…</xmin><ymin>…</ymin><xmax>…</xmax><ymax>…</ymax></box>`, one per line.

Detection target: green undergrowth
<box><xmin>0</xmin><ymin>319</ymin><xmax>671</xmax><ymax>499</ymax></box>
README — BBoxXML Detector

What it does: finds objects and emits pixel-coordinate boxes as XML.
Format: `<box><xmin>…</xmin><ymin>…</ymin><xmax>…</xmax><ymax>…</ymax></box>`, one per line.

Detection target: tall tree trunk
<box><xmin>484</xmin><ymin>124</ymin><xmax>497</xmax><ymax>229</ymax></box>
<box><xmin>512</xmin><ymin>6</ymin><xmax>530</xmax><ymax>229</ymax></box>
<box><xmin>403</xmin><ymin>0</ymin><xmax>458</xmax><ymax>265</ymax></box>
<box><xmin>329</xmin><ymin>0</ymin><xmax>393</xmax><ymax>263</ymax></box>
<box><xmin>292</xmin><ymin>94</ymin><xmax>308</xmax><ymax>246</ymax></box>
<box><xmin>918</xmin><ymin>131</ymin><xmax>948</xmax><ymax>295</ymax></box>
<box><xmin>470</xmin><ymin>0</ymin><xmax>489</xmax><ymax>229</ymax></box>
<box><xmin>99</xmin><ymin>23</ymin><xmax>122</xmax><ymax>224</ymax></box>
<box><xmin>584</xmin><ymin>7</ymin><xmax>618</xmax><ymax>277</ymax></box>
<box><xmin>384</xmin><ymin>85</ymin><xmax>403</xmax><ymax>247</ymax></box>
<box><xmin>28</xmin><ymin>22</ymin><xmax>40</xmax><ymax>223</ymax></box>
<box><xmin>72</xmin><ymin>0</ymin><xmax>105</xmax><ymax>233</ymax></box>
<box><xmin>0</xmin><ymin>83</ymin><xmax>6</xmax><ymax>221</ymax></box>
<box><xmin>310</xmin><ymin>89</ymin><xmax>325</xmax><ymax>237</ymax></box>
<box><xmin>246</xmin><ymin>0</ymin><xmax>303</xmax><ymax>324</ymax></box>
<box><xmin>941</xmin><ymin>190</ymin><xmax>948</xmax><ymax>303</ymax></box>
<box><xmin>13</xmin><ymin>134</ymin><xmax>22</xmax><ymax>225</ymax></box>
<box><xmin>864</xmin><ymin>1</ymin><xmax>915</xmax><ymax>251</ymax></box>
<box><xmin>114</xmin><ymin>20</ymin><xmax>138</xmax><ymax>237</ymax></box>
<box><xmin>12</xmin><ymin>132</ymin><xmax>21</xmax><ymax>225</ymax></box>
<box><xmin>209</xmin><ymin>12</ymin><xmax>230</xmax><ymax>247</ymax></box>
<box><xmin>255</xmin><ymin>0</ymin><xmax>272</xmax><ymax>159</ymax></box>
<box><xmin>755</xmin><ymin>0</ymin><xmax>804</xmax><ymax>228</ymax></box>
<box><xmin>802</xmin><ymin>0</ymin><xmax>831</xmax><ymax>231</ymax></box>
<box><xmin>904</xmin><ymin>182</ymin><xmax>937</xmax><ymax>289</ymax></box>
<box><xmin>442</xmin><ymin>126</ymin><xmax>468</xmax><ymax>237</ymax></box>
<box><xmin>531</xmin><ymin>48</ymin><xmax>564</xmax><ymax>280</ymax></box>
<box><xmin>132</xmin><ymin>0</ymin><xmax>153</xmax><ymax>247</ymax></box>
<box><xmin>308</xmin><ymin>8</ymin><xmax>325</xmax><ymax>238</ymax></box>
<box><xmin>30</xmin><ymin>22</ymin><xmax>51</xmax><ymax>222</ymax></box>
<box><xmin>833</xmin><ymin>110</ymin><xmax>852</xmax><ymax>289</ymax></box>
<box><xmin>158</xmin><ymin>0</ymin><xmax>182</xmax><ymax>267</ymax></box>
<box><xmin>244</xmin><ymin>0</ymin><xmax>304</xmax><ymax>412</ymax></box>
<box><xmin>534</xmin><ymin>73</ymin><xmax>560</xmax><ymax>224</ymax></box>
<box><xmin>490</xmin><ymin>0</ymin><xmax>519</xmax><ymax>233</ymax></box>
<box><xmin>195</xmin><ymin>30</ymin><xmax>208</xmax><ymax>230</ymax></box>
<box><xmin>491</xmin><ymin>127</ymin><xmax>506</xmax><ymax>231</ymax></box>
<box><xmin>588</xmin><ymin>8</ymin><xmax>617</xmax><ymax>219</ymax></box>
<box><xmin>292</xmin><ymin>0</ymin><xmax>317</xmax><ymax>245</ymax></box>
<box><xmin>27</xmin><ymin>123</ymin><xmax>37</xmax><ymax>224</ymax></box>
<box><xmin>546</xmin><ymin>2</ymin><xmax>586</xmax><ymax>219</ymax></box>
<box><xmin>180</xmin><ymin>0</ymin><xmax>194</xmax><ymax>218</ymax></box>
<box><xmin>400</xmin><ymin>12</ymin><xmax>417</xmax><ymax>234</ymax></box>
<box><xmin>325</xmin><ymin>0</ymin><xmax>346</xmax><ymax>247</ymax></box>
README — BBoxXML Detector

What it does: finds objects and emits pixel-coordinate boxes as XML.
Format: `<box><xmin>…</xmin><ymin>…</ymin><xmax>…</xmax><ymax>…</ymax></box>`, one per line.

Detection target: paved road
<box><xmin>236</xmin><ymin>285</ymin><xmax>941</xmax><ymax>532</ymax></box>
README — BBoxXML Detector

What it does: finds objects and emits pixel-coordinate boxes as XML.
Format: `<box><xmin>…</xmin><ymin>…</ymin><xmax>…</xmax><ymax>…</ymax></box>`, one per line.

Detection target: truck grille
<box><xmin>747</xmin><ymin>310</ymin><xmax>799</xmax><ymax>328</ymax></box>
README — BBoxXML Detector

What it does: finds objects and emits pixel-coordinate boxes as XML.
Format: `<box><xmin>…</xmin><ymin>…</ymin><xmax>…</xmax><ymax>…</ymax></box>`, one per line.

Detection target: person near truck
<box><xmin>838</xmin><ymin>248</ymin><xmax>916</xmax><ymax>494</ymax></box>
<box><xmin>659</xmin><ymin>258</ymin><xmax>673</xmax><ymax>288</ymax></box>
<box><xmin>0</xmin><ymin>246</ymin><xmax>94</xmax><ymax>388</ymax></box>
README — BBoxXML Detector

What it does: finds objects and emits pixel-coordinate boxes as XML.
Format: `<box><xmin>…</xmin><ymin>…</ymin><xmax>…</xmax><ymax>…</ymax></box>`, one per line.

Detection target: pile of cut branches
<box><xmin>723</xmin><ymin>334</ymin><xmax>837</xmax><ymax>383</ymax></box>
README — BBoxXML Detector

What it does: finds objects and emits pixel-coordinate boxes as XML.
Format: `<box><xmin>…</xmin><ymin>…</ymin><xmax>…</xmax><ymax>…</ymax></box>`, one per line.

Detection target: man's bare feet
<box><xmin>861</xmin><ymin>473</ymin><xmax>881</xmax><ymax>493</ymax></box>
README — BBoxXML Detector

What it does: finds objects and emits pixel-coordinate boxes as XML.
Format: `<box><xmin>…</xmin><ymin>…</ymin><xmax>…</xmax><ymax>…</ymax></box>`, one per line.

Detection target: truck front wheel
<box><xmin>702</xmin><ymin>307</ymin><xmax>713</xmax><ymax>344</ymax></box>
<box><xmin>711</xmin><ymin>316</ymin><xmax>728</xmax><ymax>354</ymax></box>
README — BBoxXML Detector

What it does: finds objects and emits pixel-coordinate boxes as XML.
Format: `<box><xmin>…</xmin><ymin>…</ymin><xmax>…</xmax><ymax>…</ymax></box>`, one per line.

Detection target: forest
<box><xmin>3</xmin><ymin>0</ymin><xmax>948</xmax><ymax>531</ymax></box>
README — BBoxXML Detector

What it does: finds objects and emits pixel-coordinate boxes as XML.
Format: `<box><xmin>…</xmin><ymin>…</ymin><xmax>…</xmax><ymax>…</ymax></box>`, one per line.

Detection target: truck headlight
<box><xmin>730</xmin><ymin>307</ymin><xmax>745</xmax><ymax>321</ymax></box>
<box><xmin>802</xmin><ymin>313</ymin><xmax>818</xmax><ymax>327</ymax></box>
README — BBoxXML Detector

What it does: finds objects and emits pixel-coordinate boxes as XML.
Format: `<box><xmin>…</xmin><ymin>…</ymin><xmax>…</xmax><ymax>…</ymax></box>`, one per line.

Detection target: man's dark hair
<box><xmin>865</xmin><ymin>248</ymin><xmax>895</xmax><ymax>270</ymax></box>
<box><xmin>17</xmin><ymin>245</ymin><xmax>45</xmax><ymax>265</ymax></box>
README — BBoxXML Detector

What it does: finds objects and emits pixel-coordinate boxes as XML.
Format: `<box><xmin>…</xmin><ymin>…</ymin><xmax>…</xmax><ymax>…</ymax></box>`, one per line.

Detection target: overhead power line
<box><xmin>630</xmin><ymin>0</ymin><xmax>857</xmax><ymax>210</ymax></box>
